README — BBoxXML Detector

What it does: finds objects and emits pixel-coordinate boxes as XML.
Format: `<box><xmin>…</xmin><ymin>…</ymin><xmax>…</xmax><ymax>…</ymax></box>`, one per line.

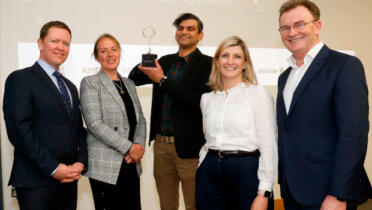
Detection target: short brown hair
<box><xmin>208</xmin><ymin>36</ymin><xmax>257</xmax><ymax>92</ymax></box>
<box><xmin>40</xmin><ymin>21</ymin><xmax>71</xmax><ymax>40</ymax></box>
<box><xmin>93</xmin><ymin>33</ymin><xmax>121</xmax><ymax>60</ymax></box>
<box><xmin>279</xmin><ymin>0</ymin><xmax>320</xmax><ymax>21</ymax></box>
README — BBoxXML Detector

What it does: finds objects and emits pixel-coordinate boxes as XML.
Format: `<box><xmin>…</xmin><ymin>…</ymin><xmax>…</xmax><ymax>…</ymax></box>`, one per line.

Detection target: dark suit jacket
<box><xmin>3</xmin><ymin>62</ymin><xmax>88</xmax><ymax>187</ymax></box>
<box><xmin>277</xmin><ymin>45</ymin><xmax>372</xmax><ymax>206</ymax></box>
<box><xmin>129</xmin><ymin>48</ymin><xmax>212</xmax><ymax>158</ymax></box>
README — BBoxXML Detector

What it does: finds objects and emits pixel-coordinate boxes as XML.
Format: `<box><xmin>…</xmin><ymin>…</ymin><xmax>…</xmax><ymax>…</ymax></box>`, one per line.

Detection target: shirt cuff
<box><xmin>258</xmin><ymin>180</ymin><xmax>273</xmax><ymax>192</ymax></box>
<box><xmin>50</xmin><ymin>166</ymin><xmax>58</xmax><ymax>176</ymax></box>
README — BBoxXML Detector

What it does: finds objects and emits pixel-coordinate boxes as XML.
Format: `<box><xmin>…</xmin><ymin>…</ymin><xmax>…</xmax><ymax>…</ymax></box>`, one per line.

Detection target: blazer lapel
<box><xmin>98</xmin><ymin>71</ymin><xmax>127</xmax><ymax>117</ymax></box>
<box><xmin>277</xmin><ymin>67</ymin><xmax>291</xmax><ymax>120</ymax></box>
<box><xmin>179</xmin><ymin>48</ymin><xmax>202</xmax><ymax>84</ymax></box>
<box><xmin>31</xmin><ymin>62</ymin><xmax>70</xmax><ymax>117</ymax></box>
<box><xmin>287</xmin><ymin>45</ymin><xmax>330</xmax><ymax>116</ymax></box>
<box><xmin>162</xmin><ymin>53</ymin><xmax>176</xmax><ymax>76</ymax></box>
<box><xmin>64</xmin><ymin>78</ymin><xmax>79</xmax><ymax>117</ymax></box>
<box><xmin>121</xmin><ymin>76</ymin><xmax>139</xmax><ymax>118</ymax></box>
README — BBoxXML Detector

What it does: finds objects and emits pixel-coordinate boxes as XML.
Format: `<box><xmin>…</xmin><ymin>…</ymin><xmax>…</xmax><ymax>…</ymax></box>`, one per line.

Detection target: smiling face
<box><xmin>38</xmin><ymin>27</ymin><xmax>71</xmax><ymax>70</ymax></box>
<box><xmin>175</xmin><ymin>19</ymin><xmax>204</xmax><ymax>50</ymax></box>
<box><xmin>279</xmin><ymin>5</ymin><xmax>321</xmax><ymax>59</ymax></box>
<box><xmin>95</xmin><ymin>37</ymin><xmax>121</xmax><ymax>72</ymax></box>
<box><xmin>217</xmin><ymin>45</ymin><xmax>248</xmax><ymax>87</ymax></box>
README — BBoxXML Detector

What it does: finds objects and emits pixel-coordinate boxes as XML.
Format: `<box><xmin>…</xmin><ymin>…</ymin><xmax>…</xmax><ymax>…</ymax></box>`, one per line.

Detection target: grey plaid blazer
<box><xmin>80</xmin><ymin>70</ymin><xmax>146</xmax><ymax>184</ymax></box>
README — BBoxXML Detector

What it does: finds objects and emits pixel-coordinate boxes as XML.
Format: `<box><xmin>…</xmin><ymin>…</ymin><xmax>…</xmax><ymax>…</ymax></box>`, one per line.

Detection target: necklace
<box><xmin>113</xmin><ymin>80</ymin><xmax>125</xmax><ymax>95</ymax></box>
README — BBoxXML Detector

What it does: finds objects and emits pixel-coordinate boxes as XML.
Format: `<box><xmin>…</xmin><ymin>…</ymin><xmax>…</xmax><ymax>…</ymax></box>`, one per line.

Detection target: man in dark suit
<box><xmin>129</xmin><ymin>13</ymin><xmax>212</xmax><ymax>210</ymax></box>
<box><xmin>3</xmin><ymin>21</ymin><xmax>87</xmax><ymax>210</ymax></box>
<box><xmin>276</xmin><ymin>1</ymin><xmax>372</xmax><ymax>210</ymax></box>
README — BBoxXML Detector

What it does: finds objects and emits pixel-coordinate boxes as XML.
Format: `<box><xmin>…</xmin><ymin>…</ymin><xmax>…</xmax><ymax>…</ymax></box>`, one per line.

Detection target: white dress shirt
<box><xmin>199</xmin><ymin>82</ymin><xmax>278</xmax><ymax>192</ymax></box>
<box><xmin>283</xmin><ymin>42</ymin><xmax>324</xmax><ymax>113</ymax></box>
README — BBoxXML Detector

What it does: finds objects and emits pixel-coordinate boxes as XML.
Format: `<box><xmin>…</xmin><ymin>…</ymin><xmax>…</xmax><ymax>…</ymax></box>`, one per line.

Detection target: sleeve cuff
<box><xmin>50</xmin><ymin>166</ymin><xmax>58</xmax><ymax>176</ymax></box>
<box><xmin>258</xmin><ymin>180</ymin><xmax>273</xmax><ymax>192</ymax></box>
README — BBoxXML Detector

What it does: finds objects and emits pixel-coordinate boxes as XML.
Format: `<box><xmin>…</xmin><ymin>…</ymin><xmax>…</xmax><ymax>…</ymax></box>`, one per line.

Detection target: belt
<box><xmin>208</xmin><ymin>149</ymin><xmax>260</xmax><ymax>158</ymax></box>
<box><xmin>156</xmin><ymin>134</ymin><xmax>175</xmax><ymax>144</ymax></box>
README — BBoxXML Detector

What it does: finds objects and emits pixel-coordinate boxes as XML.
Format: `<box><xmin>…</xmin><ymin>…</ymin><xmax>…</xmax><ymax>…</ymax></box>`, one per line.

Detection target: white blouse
<box><xmin>199</xmin><ymin>82</ymin><xmax>278</xmax><ymax>192</ymax></box>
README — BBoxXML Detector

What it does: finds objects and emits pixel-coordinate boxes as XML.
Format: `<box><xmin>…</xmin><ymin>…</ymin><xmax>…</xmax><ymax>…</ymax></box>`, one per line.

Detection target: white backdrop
<box><xmin>18</xmin><ymin>42</ymin><xmax>294</xmax><ymax>86</ymax></box>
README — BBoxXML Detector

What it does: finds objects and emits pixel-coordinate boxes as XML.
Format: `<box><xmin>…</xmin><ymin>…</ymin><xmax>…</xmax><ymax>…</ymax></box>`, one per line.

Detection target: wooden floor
<box><xmin>359</xmin><ymin>199</ymin><xmax>372</xmax><ymax>210</ymax></box>
<box><xmin>274</xmin><ymin>199</ymin><xmax>372</xmax><ymax>210</ymax></box>
<box><xmin>274</xmin><ymin>199</ymin><xmax>284</xmax><ymax>210</ymax></box>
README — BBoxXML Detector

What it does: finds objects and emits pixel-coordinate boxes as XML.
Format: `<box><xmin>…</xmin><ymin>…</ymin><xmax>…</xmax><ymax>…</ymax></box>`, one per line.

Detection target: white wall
<box><xmin>0</xmin><ymin>0</ymin><xmax>3</xmax><ymax>207</ymax></box>
<box><xmin>1</xmin><ymin>0</ymin><xmax>372</xmax><ymax>210</ymax></box>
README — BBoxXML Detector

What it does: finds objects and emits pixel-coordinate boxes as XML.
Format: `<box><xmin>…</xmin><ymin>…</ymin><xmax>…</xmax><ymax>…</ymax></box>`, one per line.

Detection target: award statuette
<box><xmin>142</xmin><ymin>25</ymin><xmax>157</xmax><ymax>67</ymax></box>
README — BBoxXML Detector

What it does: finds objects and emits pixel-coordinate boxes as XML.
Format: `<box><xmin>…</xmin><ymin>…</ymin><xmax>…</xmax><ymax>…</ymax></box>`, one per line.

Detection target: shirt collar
<box><xmin>37</xmin><ymin>58</ymin><xmax>59</xmax><ymax>76</ymax></box>
<box><xmin>175</xmin><ymin>49</ymin><xmax>196</xmax><ymax>63</ymax></box>
<box><xmin>287</xmin><ymin>41</ymin><xmax>324</xmax><ymax>68</ymax></box>
<box><xmin>215</xmin><ymin>82</ymin><xmax>248</xmax><ymax>95</ymax></box>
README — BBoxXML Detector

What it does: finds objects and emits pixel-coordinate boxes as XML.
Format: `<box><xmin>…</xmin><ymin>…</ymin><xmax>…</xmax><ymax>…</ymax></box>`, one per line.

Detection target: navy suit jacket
<box><xmin>277</xmin><ymin>45</ymin><xmax>372</xmax><ymax>206</ymax></box>
<box><xmin>129</xmin><ymin>48</ymin><xmax>212</xmax><ymax>158</ymax></box>
<box><xmin>3</xmin><ymin>62</ymin><xmax>88</xmax><ymax>187</ymax></box>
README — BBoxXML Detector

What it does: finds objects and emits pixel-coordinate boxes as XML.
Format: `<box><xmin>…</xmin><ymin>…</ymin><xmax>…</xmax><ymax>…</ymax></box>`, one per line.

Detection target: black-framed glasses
<box><xmin>279</xmin><ymin>20</ymin><xmax>319</xmax><ymax>34</ymax></box>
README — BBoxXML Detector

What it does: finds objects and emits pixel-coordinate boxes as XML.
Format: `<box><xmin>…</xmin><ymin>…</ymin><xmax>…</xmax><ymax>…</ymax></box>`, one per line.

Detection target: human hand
<box><xmin>60</xmin><ymin>162</ymin><xmax>85</xmax><ymax>183</ymax></box>
<box><xmin>138</xmin><ymin>59</ymin><xmax>165</xmax><ymax>83</ymax></box>
<box><xmin>251</xmin><ymin>194</ymin><xmax>268</xmax><ymax>210</ymax></box>
<box><xmin>128</xmin><ymin>144</ymin><xmax>145</xmax><ymax>163</ymax></box>
<box><xmin>320</xmin><ymin>195</ymin><xmax>346</xmax><ymax>210</ymax></box>
<box><xmin>52</xmin><ymin>163</ymin><xmax>81</xmax><ymax>183</ymax></box>
<box><xmin>70</xmin><ymin>162</ymin><xmax>84</xmax><ymax>173</ymax></box>
<box><xmin>124</xmin><ymin>153</ymin><xmax>134</xmax><ymax>164</ymax></box>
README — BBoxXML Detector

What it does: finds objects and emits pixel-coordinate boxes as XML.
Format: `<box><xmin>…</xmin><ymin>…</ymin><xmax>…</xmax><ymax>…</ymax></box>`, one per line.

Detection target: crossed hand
<box><xmin>52</xmin><ymin>162</ymin><xmax>85</xmax><ymax>183</ymax></box>
<box><xmin>124</xmin><ymin>144</ymin><xmax>145</xmax><ymax>164</ymax></box>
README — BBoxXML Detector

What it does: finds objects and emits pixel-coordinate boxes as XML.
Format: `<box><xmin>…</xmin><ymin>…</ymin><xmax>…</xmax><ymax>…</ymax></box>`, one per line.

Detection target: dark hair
<box><xmin>279</xmin><ymin>0</ymin><xmax>320</xmax><ymax>21</ymax></box>
<box><xmin>93</xmin><ymin>33</ymin><xmax>121</xmax><ymax>60</ymax></box>
<box><xmin>39</xmin><ymin>21</ymin><xmax>71</xmax><ymax>40</ymax></box>
<box><xmin>173</xmin><ymin>13</ymin><xmax>203</xmax><ymax>33</ymax></box>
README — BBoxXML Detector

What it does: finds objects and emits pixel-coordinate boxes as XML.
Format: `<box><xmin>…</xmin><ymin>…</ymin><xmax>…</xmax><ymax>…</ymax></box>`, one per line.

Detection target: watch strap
<box><xmin>258</xmin><ymin>190</ymin><xmax>272</xmax><ymax>198</ymax></box>
<box><xmin>159</xmin><ymin>76</ymin><xmax>168</xmax><ymax>87</ymax></box>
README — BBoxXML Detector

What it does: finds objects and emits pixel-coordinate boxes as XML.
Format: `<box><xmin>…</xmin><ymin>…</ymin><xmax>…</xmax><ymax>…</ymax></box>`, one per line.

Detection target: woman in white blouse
<box><xmin>195</xmin><ymin>36</ymin><xmax>278</xmax><ymax>210</ymax></box>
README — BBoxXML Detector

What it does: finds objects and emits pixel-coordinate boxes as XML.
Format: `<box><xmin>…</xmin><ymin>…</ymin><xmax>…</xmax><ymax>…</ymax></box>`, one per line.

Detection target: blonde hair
<box><xmin>93</xmin><ymin>33</ymin><xmax>121</xmax><ymax>60</ymax></box>
<box><xmin>208</xmin><ymin>36</ymin><xmax>257</xmax><ymax>91</ymax></box>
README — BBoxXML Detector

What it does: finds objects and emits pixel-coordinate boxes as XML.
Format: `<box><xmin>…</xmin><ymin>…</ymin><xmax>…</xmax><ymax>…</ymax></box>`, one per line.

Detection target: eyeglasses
<box><xmin>279</xmin><ymin>20</ymin><xmax>319</xmax><ymax>34</ymax></box>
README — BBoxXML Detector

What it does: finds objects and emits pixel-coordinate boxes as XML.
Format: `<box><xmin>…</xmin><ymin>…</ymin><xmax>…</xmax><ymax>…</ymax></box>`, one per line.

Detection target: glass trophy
<box><xmin>141</xmin><ymin>25</ymin><xmax>157</xmax><ymax>67</ymax></box>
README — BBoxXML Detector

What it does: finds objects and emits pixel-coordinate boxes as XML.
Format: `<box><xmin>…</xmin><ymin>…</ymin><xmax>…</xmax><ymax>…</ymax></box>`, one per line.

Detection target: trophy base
<box><xmin>142</xmin><ymin>54</ymin><xmax>158</xmax><ymax>67</ymax></box>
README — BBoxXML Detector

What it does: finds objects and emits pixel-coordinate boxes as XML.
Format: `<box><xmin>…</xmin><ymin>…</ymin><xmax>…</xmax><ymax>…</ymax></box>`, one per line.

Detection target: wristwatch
<box><xmin>159</xmin><ymin>76</ymin><xmax>168</xmax><ymax>87</ymax></box>
<box><xmin>258</xmin><ymin>190</ymin><xmax>273</xmax><ymax>198</ymax></box>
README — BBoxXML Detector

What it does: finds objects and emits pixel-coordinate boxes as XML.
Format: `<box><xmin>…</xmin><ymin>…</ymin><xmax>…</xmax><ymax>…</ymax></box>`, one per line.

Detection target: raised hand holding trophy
<box><xmin>141</xmin><ymin>25</ymin><xmax>157</xmax><ymax>67</ymax></box>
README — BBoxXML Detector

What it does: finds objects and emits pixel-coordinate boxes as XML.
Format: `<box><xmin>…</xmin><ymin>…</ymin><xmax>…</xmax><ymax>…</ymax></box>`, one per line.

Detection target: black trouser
<box><xmin>89</xmin><ymin>161</ymin><xmax>141</xmax><ymax>210</ymax></box>
<box><xmin>196</xmin><ymin>152</ymin><xmax>274</xmax><ymax>210</ymax></box>
<box><xmin>16</xmin><ymin>181</ymin><xmax>77</xmax><ymax>210</ymax></box>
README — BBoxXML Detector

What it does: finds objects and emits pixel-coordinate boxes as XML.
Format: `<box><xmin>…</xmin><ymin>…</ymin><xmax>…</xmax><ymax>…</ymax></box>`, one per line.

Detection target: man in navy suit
<box><xmin>276</xmin><ymin>0</ymin><xmax>372</xmax><ymax>209</ymax></box>
<box><xmin>3</xmin><ymin>21</ymin><xmax>87</xmax><ymax>210</ymax></box>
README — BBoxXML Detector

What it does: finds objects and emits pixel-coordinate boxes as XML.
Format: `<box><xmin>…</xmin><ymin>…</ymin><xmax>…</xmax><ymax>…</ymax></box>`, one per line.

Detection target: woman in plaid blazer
<box><xmin>80</xmin><ymin>33</ymin><xmax>146</xmax><ymax>210</ymax></box>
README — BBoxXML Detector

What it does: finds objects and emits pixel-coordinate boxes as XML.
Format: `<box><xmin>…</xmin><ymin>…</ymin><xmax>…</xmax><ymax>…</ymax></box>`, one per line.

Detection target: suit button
<box><xmin>285</xmin><ymin>128</ymin><xmax>290</xmax><ymax>133</ymax></box>
<box><xmin>114</xmin><ymin>127</ymin><xmax>118</xmax><ymax>131</ymax></box>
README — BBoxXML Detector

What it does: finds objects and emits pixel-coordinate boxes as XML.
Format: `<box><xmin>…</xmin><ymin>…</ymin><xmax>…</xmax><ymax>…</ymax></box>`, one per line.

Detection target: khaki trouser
<box><xmin>154</xmin><ymin>135</ymin><xmax>198</xmax><ymax>210</ymax></box>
